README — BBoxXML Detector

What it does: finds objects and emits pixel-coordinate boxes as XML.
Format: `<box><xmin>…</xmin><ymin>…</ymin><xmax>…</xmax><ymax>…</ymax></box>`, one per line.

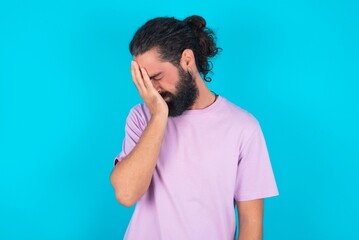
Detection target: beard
<box><xmin>160</xmin><ymin>66</ymin><xmax>199</xmax><ymax>117</ymax></box>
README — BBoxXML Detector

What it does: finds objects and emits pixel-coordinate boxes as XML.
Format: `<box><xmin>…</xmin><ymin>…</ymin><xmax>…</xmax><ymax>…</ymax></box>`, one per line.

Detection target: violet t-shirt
<box><xmin>113</xmin><ymin>95</ymin><xmax>279</xmax><ymax>240</ymax></box>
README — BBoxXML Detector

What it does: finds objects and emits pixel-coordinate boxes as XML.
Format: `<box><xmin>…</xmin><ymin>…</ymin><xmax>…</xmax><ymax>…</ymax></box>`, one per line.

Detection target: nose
<box><xmin>151</xmin><ymin>80</ymin><xmax>161</xmax><ymax>92</ymax></box>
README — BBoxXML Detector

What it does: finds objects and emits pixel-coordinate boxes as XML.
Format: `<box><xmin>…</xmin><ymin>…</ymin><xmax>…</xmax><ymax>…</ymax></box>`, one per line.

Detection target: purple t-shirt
<box><xmin>113</xmin><ymin>95</ymin><xmax>279</xmax><ymax>240</ymax></box>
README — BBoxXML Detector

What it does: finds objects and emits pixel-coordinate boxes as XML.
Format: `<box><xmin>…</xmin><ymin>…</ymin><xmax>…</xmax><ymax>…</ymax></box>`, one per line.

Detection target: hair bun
<box><xmin>184</xmin><ymin>15</ymin><xmax>206</xmax><ymax>32</ymax></box>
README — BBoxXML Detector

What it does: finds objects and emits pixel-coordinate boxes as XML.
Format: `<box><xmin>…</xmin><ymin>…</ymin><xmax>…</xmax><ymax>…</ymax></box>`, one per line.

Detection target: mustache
<box><xmin>160</xmin><ymin>91</ymin><xmax>174</xmax><ymax>99</ymax></box>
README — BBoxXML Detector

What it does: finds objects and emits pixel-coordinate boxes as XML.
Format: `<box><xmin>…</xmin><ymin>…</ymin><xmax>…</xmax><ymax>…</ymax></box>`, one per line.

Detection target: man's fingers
<box><xmin>130</xmin><ymin>61</ymin><xmax>141</xmax><ymax>90</ymax></box>
<box><xmin>131</xmin><ymin>61</ymin><xmax>146</xmax><ymax>92</ymax></box>
<box><xmin>140</xmin><ymin>67</ymin><xmax>155</xmax><ymax>91</ymax></box>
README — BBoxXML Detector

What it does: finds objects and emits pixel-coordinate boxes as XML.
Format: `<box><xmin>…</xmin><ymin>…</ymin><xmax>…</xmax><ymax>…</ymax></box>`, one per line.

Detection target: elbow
<box><xmin>110</xmin><ymin>172</ymin><xmax>137</xmax><ymax>207</ymax></box>
<box><xmin>114</xmin><ymin>191</ymin><xmax>136</xmax><ymax>207</ymax></box>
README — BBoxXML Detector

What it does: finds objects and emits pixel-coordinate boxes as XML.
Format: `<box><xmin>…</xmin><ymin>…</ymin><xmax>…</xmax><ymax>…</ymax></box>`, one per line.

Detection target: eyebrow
<box><xmin>149</xmin><ymin>72</ymin><xmax>162</xmax><ymax>79</ymax></box>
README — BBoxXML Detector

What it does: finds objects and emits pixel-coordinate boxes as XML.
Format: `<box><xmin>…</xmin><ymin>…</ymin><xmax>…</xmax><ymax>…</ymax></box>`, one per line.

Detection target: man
<box><xmin>110</xmin><ymin>15</ymin><xmax>279</xmax><ymax>240</ymax></box>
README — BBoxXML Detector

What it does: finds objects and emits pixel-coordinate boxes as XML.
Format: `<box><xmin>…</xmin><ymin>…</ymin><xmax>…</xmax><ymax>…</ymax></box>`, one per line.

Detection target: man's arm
<box><xmin>237</xmin><ymin>199</ymin><xmax>264</xmax><ymax>240</ymax></box>
<box><xmin>110</xmin><ymin>61</ymin><xmax>168</xmax><ymax>207</ymax></box>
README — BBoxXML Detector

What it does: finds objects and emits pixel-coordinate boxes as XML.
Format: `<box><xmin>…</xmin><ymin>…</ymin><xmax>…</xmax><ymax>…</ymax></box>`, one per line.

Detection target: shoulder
<box><xmin>219</xmin><ymin>97</ymin><xmax>266</xmax><ymax>149</ymax></box>
<box><xmin>126</xmin><ymin>103</ymin><xmax>150</xmax><ymax>128</ymax></box>
<box><xmin>220</xmin><ymin>96</ymin><xmax>261</xmax><ymax>132</ymax></box>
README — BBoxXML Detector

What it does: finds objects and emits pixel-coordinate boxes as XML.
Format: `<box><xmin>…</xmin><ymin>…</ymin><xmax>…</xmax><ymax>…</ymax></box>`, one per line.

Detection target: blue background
<box><xmin>1</xmin><ymin>0</ymin><xmax>358</xmax><ymax>239</ymax></box>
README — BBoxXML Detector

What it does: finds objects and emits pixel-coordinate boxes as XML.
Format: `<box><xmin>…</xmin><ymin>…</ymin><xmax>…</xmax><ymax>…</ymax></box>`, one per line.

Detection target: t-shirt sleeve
<box><xmin>113</xmin><ymin>105</ymin><xmax>148</xmax><ymax>166</ymax></box>
<box><xmin>234</xmin><ymin>120</ymin><xmax>279</xmax><ymax>201</ymax></box>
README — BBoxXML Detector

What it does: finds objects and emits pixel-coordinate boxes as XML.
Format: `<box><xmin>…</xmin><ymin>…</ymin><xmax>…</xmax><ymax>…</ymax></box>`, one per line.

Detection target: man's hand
<box><xmin>131</xmin><ymin>61</ymin><xmax>168</xmax><ymax>117</ymax></box>
<box><xmin>111</xmin><ymin>61</ymin><xmax>169</xmax><ymax>207</ymax></box>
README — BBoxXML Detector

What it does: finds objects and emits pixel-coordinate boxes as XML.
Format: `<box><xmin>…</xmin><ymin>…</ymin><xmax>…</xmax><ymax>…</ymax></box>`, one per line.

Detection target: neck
<box><xmin>189</xmin><ymin>74</ymin><xmax>217</xmax><ymax>110</ymax></box>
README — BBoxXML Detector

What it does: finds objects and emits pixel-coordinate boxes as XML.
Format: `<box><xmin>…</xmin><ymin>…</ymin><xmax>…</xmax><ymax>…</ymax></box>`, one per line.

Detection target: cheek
<box><xmin>164</xmin><ymin>74</ymin><xmax>180</xmax><ymax>91</ymax></box>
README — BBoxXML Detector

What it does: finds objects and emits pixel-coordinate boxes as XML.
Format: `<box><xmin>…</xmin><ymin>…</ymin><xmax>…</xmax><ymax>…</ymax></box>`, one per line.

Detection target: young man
<box><xmin>110</xmin><ymin>15</ymin><xmax>279</xmax><ymax>240</ymax></box>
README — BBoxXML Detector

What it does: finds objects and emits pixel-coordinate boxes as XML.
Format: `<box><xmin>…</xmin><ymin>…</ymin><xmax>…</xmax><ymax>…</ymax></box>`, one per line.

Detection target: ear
<box><xmin>180</xmin><ymin>49</ymin><xmax>195</xmax><ymax>70</ymax></box>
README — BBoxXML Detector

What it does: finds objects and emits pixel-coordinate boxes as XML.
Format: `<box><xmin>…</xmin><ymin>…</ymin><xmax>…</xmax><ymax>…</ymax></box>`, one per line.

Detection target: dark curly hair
<box><xmin>129</xmin><ymin>15</ymin><xmax>222</xmax><ymax>82</ymax></box>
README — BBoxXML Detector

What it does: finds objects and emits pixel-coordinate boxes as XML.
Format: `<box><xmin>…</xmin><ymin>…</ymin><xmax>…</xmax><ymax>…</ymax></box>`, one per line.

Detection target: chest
<box><xmin>155</xmin><ymin>118</ymin><xmax>240</xmax><ymax>193</ymax></box>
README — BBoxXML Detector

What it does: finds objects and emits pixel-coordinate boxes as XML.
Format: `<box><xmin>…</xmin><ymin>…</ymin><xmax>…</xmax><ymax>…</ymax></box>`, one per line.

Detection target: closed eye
<box><xmin>149</xmin><ymin>72</ymin><xmax>162</xmax><ymax>81</ymax></box>
<box><xmin>151</xmin><ymin>77</ymin><xmax>162</xmax><ymax>81</ymax></box>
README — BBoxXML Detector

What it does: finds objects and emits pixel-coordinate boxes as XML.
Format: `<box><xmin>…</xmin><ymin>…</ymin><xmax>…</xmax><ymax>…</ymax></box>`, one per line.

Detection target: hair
<box><xmin>129</xmin><ymin>15</ymin><xmax>222</xmax><ymax>82</ymax></box>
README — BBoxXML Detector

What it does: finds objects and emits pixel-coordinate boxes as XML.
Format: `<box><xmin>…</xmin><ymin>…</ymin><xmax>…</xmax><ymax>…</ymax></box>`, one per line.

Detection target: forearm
<box><xmin>237</xmin><ymin>220</ymin><xmax>263</xmax><ymax>240</ymax></box>
<box><xmin>110</xmin><ymin>114</ymin><xmax>167</xmax><ymax>206</ymax></box>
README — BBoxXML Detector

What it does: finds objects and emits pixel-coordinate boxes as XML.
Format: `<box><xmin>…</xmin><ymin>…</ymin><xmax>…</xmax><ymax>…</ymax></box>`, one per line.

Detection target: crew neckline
<box><xmin>172</xmin><ymin>94</ymin><xmax>224</xmax><ymax>117</ymax></box>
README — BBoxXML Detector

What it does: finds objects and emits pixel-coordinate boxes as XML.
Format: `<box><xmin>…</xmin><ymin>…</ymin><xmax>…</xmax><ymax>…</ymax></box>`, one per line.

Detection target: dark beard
<box><xmin>160</xmin><ymin>67</ymin><xmax>199</xmax><ymax>117</ymax></box>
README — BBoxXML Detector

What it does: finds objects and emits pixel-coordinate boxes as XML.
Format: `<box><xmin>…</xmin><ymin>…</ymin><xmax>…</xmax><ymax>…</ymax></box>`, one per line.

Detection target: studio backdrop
<box><xmin>0</xmin><ymin>0</ymin><xmax>358</xmax><ymax>239</ymax></box>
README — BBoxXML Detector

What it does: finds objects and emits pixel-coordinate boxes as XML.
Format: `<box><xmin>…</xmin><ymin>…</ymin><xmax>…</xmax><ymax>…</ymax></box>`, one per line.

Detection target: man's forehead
<box><xmin>133</xmin><ymin>48</ymin><xmax>160</xmax><ymax>62</ymax></box>
<box><xmin>134</xmin><ymin>49</ymin><xmax>160</xmax><ymax>68</ymax></box>
<box><xmin>133</xmin><ymin>49</ymin><xmax>174</xmax><ymax>76</ymax></box>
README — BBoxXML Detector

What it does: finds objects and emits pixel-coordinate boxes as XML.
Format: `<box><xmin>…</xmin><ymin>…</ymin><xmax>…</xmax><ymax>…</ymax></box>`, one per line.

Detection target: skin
<box><xmin>110</xmin><ymin>47</ymin><xmax>263</xmax><ymax>239</ymax></box>
<box><xmin>237</xmin><ymin>199</ymin><xmax>264</xmax><ymax>240</ymax></box>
